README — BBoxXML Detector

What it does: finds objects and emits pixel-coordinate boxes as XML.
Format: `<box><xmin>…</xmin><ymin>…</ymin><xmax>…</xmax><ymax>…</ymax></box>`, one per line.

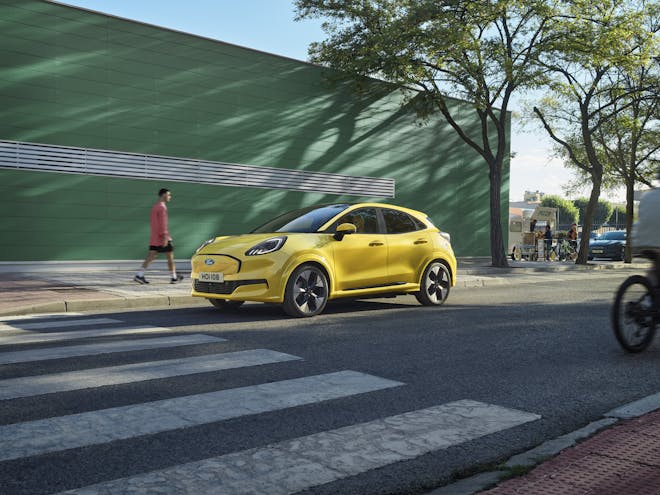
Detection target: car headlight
<box><xmin>440</xmin><ymin>232</ymin><xmax>451</xmax><ymax>243</ymax></box>
<box><xmin>245</xmin><ymin>236</ymin><xmax>287</xmax><ymax>256</ymax></box>
<box><xmin>195</xmin><ymin>238</ymin><xmax>216</xmax><ymax>253</ymax></box>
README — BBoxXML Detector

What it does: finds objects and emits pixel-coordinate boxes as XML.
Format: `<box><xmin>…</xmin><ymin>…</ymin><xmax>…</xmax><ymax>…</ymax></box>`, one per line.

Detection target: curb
<box><xmin>0</xmin><ymin>295</ymin><xmax>206</xmax><ymax>317</ymax></box>
<box><xmin>425</xmin><ymin>393</ymin><xmax>660</xmax><ymax>495</ymax></box>
<box><xmin>0</xmin><ymin>264</ymin><xmax>643</xmax><ymax>317</ymax></box>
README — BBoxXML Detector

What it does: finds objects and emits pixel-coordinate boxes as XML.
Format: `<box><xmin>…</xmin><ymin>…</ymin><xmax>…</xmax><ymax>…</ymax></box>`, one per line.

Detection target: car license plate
<box><xmin>199</xmin><ymin>272</ymin><xmax>224</xmax><ymax>283</ymax></box>
<box><xmin>592</xmin><ymin>249</ymin><xmax>603</xmax><ymax>254</ymax></box>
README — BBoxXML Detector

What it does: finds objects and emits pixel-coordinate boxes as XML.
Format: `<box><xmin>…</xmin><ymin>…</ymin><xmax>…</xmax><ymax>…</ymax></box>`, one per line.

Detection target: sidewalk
<box><xmin>0</xmin><ymin>257</ymin><xmax>657</xmax><ymax>495</ymax></box>
<box><xmin>0</xmin><ymin>257</ymin><xmax>650</xmax><ymax>317</ymax></box>
<box><xmin>478</xmin><ymin>407</ymin><xmax>660</xmax><ymax>494</ymax></box>
<box><xmin>430</xmin><ymin>393</ymin><xmax>660</xmax><ymax>495</ymax></box>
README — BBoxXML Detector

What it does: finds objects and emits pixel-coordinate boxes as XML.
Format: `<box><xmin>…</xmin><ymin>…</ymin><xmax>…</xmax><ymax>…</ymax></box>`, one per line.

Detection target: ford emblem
<box><xmin>204</xmin><ymin>259</ymin><xmax>215</xmax><ymax>266</ymax></box>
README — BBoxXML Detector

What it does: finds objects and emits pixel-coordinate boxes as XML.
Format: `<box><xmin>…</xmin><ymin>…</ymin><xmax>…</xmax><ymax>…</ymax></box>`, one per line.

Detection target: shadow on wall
<box><xmin>0</xmin><ymin>1</ymin><xmax>500</xmax><ymax>260</ymax></box>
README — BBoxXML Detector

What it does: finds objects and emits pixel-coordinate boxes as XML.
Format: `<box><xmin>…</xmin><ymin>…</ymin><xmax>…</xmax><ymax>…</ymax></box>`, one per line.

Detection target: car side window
<box><xmin>334</xmin><ymin>208</ymin><xmax>379</xmax><ymax>234</ymax></box>
<box><xmin>383</xmin><ymin>209</ymin><xmax>422</xmax><ymax>234</ymax></box>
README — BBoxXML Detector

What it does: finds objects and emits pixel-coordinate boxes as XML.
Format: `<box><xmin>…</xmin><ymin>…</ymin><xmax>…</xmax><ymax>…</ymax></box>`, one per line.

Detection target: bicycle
<box><xmin>553</xmin><ymin>238</ymin><xmax>578</xmax><ymax>262</ymax></box>
<box><xmin>611</xmin><ymin>251</ymin><xmax>660</xmax><ymax>352</ymax></box>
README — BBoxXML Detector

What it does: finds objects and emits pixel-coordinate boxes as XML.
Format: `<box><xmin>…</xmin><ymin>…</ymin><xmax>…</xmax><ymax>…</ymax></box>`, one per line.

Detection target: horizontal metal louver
<box><xmin>0</xmin><ymin>140</ymin><xmax>395</xmax><ymax>198</ymax></box>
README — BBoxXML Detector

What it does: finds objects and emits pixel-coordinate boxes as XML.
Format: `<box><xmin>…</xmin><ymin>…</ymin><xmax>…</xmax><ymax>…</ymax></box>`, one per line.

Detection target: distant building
<box><xmin>523</xmin><ymin>190</ymin><xmax>546</xmax><ymax>203</ymax></box>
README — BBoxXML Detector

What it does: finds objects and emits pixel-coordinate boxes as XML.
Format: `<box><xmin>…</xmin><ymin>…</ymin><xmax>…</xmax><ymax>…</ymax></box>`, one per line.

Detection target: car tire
<box><xmin>415</xmin><ymin>261</ymin><xmax>451</xmax><ymax>306</ymax></box>
<box><xmin>617</xmin><ymin>247</ymin><xmax>625</xmax><ymax>261</ymax></box>
<box><xmin>283</xmin><ymin>264</ymin><xmax>329</xmax><ymax>317</ymax></box>
<box><xmin>208</xmin><ymin>298</ymin><xmax>244</xmax><ymax>310</ymax></box>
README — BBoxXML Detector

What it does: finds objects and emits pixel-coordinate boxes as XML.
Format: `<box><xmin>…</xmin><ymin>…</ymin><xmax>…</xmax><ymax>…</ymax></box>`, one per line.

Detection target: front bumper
<box><xmin>589</xmin><ymin>246</ymin><xmax>623</xmax><ymax>258</ymax></box>
<box><xmin>190</xmin><ymin>252</ymin><xmax>288</xmax><ymax>303</ymax></box>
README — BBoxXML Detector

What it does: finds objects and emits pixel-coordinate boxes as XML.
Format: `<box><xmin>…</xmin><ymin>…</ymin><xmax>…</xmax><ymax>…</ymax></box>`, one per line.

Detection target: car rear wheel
<box><xmin>208</xmin><ymin>298</ymin><xmax>244</xmax><ymax>310</ymax></box>
<box><xmin>416</xmin><ymin>261</ymin><xmax>451</xmax><ymax>306</ymax></box>
<box><xmin>283</xmin><ymin>264</ymin><xmax>328</xmax><ymax>317</ymax></box>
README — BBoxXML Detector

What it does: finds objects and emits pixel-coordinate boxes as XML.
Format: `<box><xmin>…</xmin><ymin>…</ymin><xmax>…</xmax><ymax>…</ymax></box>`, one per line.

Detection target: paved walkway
<box><xmin>0</xmin><ymin>257</ymin><xmax>658</xmax><ymax>494</ymax></box>
<box><xmin>479</xmin><ymin>408</ymin><xmax>660</xmax><ymax>494</ymax></box>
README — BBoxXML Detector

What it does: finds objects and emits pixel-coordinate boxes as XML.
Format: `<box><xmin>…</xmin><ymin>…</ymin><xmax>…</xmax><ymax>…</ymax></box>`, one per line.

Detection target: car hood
<box><xmin>590</xmin><ymin>239</ymin><xmax>624</xmax><ymax>247</ymax></box>
<box><xmin>196</xmin><ymin>233</ymin><xmax>285</xmax><ymax>255</ymax></box>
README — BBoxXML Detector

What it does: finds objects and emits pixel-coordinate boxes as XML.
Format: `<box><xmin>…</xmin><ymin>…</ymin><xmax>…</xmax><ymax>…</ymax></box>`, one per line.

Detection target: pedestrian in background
<box><xmin>544</xmin><ymin>224</ymin><xmax>553</xmax><ymax>261</ymax></box>
<box><xmin>567</xmin><ymin>223</ymin><xmax>578</xmax><ymax>250</ymax></box>
<box><xmin>134</xmin><ymin>188</ymin><xmax>184</xmax><ymax>284</ymax></box>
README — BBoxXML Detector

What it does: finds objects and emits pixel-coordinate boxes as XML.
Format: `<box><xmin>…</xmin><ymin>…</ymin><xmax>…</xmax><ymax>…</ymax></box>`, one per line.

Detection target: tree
<box><xmin>540</xmin><ymin>195</ymin><xmax>579</xmax><ymax>226</ymax></box>
<box><xmin>295</xmin><ymin>0</ymin><xmax>556</xmax><ymax>267</ymax></box>
<box><xmin>532</xmin><ymin>0</ymin><xmax>658</xmax><ymax>264</ymax></box>
<box><xmin>594</xmin><ymin>64</ymin><xmax>659</xmax><ymax>262</ymax></box>
<box><xmin>573</xmin><ymin>197</ymin><xmax>614</xmax><ymax>229</ymax></box>
<box><xmin>554</xmin><ymin>61</ymin><xmax>658</xmax><ymax>262</ymax></box>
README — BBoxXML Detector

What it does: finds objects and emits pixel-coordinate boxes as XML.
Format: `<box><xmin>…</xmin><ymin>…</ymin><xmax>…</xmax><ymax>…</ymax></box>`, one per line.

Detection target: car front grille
<box><xmin>194</xmin><ymin>279</ymin><xmax>267</xmax><ymax>295</ymax></box>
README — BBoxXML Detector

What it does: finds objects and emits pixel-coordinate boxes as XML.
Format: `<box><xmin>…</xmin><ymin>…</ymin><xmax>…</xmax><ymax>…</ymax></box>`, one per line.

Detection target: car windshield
<box><xmin>251</xmin><ymin>204</ymin><xmax>350</xmax><ymax>233</ymax></box>
<box><xmin>598</xmin><ymin>231</ymin><xmax>626</xmax><ymax>240</ymax></box>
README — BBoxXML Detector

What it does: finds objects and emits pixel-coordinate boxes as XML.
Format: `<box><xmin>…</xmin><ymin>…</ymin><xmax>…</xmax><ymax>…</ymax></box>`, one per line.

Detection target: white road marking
<box><xmin>0</xmin><ymin>313</ymin><xmax>83</xmax><ymax>322</ymax></box>
<box><xmin>0</xmin><ymin>349</ymin><xmax>302</xmax><ymax>400</ymax></box>
<box><xmin>56</xmin><ymin>400</ymin><xmax>540</xmax><ymax>495</ymax></box>
<box><xmin>0</xmin><ymin>370</ymin><xmax>403</xmax><ymax>462</ymax></box>
<box><xmin>0</xmin><ymin>325</ymin><xmax>173</xmax><ymax>345</ymax></box>
<box><xmin>0</xmin><ymin>317</ymin><xmax>122</xmax><ymax>331</ymax></box>
<box><xmin>0</xmin><ymin>334</ymin><xmax>224</xmax><ymax>365</ymax></box>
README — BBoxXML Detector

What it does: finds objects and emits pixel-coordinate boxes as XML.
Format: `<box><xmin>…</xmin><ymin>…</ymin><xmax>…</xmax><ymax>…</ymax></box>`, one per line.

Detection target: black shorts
<box><xmin>149</xmin><ymin>241</ymin><xmax>173</xmax><ymax>253</ymax></box>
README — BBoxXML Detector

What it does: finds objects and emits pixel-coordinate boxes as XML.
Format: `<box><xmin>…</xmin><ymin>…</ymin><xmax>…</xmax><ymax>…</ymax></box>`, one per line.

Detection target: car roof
<box><xmin>343</xmin><ymin>202</ymin><xmax>428</xmax><ymax>218</ymax></box>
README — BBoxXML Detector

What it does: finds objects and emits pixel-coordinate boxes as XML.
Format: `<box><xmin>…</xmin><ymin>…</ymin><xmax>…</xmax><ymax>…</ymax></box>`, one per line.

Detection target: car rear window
<box><xmin>383</xmin><ymin>209</ymin><xmax>425</xmax><ymax>234</ymax></box>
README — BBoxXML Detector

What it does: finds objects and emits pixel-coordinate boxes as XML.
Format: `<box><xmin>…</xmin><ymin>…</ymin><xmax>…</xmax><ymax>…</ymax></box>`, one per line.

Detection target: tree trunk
<box><xmin>489</xmin><ymin>164</ymin><xmax>509</xmax><ymax>268</ymax></box>
<box><xmin>576</xmin><ymin>178</ymin><xmax>602</xmax><ymax>265</ymax></box>
<box><xmin>624</xmin><ymin>179</ymin><xmax>635</xmax><ymax>264</ymax></box>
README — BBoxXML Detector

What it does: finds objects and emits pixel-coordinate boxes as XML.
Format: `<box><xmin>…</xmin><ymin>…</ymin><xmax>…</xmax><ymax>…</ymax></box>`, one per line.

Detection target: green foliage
<box><xmin>541</xmin><ymin>195</ymin><xmax>580</xmax><ymax>225</ymax></box>
<box><xmin>295</xmin><ymin>0</ymin><xmax>557</xmax><ymax>266</ymax></box>
<box><xmin>609</xmin><ymin>206</ymin><xmax>627</xmax><ymax>227</ymax></box>
<box><xmin>573</xmin><ymin>198</ymin><xmax>614</xmax><ymax>228</ymax></box>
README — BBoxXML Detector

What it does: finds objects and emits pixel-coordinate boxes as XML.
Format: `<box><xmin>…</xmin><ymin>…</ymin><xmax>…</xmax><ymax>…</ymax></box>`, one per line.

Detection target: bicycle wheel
<box><xmin>612</xmin><ymin>275</ymin><xmax>657</xmax><ymax>352</ymax></box>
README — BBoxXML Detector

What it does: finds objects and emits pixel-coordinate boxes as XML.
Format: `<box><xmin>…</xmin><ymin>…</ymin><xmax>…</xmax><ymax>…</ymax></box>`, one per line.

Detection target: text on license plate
<box><xmin>199</xmin><ymin>272</ymin><xmax>224</xmax><ymax>282</ymax></box>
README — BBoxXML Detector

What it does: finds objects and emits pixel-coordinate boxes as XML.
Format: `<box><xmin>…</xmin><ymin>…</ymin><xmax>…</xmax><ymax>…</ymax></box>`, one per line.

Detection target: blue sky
<box><xmin>58</xmin><ymin>0</ymin><xmax>590</xmax><ymax>202</ymax></box>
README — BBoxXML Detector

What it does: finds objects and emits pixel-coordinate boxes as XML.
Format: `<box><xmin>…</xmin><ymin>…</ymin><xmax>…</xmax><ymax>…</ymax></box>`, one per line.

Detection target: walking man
<box><xmin>134</xmin><ymin>188</ymin><xmax>184</xmax><ymax>284</ymax></box>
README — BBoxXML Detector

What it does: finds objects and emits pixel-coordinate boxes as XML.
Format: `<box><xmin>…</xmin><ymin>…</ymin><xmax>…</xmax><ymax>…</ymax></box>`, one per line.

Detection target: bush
<box><xmin>609</xmin><ymin>206</ymin><xmax>627</xmax><ymax>228</ymax></box>
<box><xmin>573</xmin><ymin>198</ymin><xmax>613</xmax><ymax>229</ymax></box>
<box><xmin>541</xmin><ymin>195</ymin><xmax>579</xmax><ymax>226</ymax></box>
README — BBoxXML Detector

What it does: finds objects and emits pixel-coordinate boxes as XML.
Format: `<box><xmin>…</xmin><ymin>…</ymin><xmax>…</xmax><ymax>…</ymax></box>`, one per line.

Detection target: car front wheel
<box><xmin>283</xmin><ymin>264</ymin><xmax>329</xmax><ymax>317</ymax></box>
<box><xmin>416</xmin><ymin>261</ymin><xmax>451</xmax><ymax>306</ymax></box>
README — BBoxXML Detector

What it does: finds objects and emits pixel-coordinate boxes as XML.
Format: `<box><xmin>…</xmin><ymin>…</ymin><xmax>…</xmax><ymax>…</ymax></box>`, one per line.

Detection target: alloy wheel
<box><xmin>416</xmin><ymin>262</ymin><xmax>451</xmax><ymax>306</ymax></box>
<box><xmin>284</xmin><ymin>265</ymin><xmax>328</xmax><ymax>317</ymax></box>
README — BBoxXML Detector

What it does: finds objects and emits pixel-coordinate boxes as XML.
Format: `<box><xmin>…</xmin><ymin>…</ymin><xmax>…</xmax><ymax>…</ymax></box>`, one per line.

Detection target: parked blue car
<box><xmin>588</xmin><ymin>230</ymin><xmax>627</xmax><ymax>260</ymax></box>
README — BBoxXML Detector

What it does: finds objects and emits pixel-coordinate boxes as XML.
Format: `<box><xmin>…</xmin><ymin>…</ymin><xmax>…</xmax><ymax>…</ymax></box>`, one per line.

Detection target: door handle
<box><xmin>369</xmin><ymin>241</ymin><xmax>384</xmax><ymax>247</ymax></box>
<box><xmin>414</xmin><ymin>239</ymin><xmax>428</xmax><ymax>245</ymax></box>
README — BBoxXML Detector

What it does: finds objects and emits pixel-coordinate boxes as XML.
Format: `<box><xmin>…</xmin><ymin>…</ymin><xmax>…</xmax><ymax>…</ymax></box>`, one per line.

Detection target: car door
<box><xmin>330</xmin><ymin>207</ymin><xmax>389</xmax><ymax>290</ymax></box>
<box><xmin>381</xmin><ymin>208</ymin><xmax>431</xmax><ymax>284</ymax></box>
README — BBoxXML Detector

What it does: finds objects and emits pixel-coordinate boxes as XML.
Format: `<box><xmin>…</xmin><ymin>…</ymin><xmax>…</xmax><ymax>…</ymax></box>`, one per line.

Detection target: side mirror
<box><xmin>334</xmin><ymin>223</ymin><xmax>357</xmax><ymax>241</ymax></box>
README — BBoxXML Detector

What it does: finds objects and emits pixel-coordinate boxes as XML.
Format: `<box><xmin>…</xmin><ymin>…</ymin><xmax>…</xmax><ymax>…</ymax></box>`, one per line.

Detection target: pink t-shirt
<box><xmin>149</xmin><ymin>201</ymin><xmax>171</xmax><ymax>246</ymax></box>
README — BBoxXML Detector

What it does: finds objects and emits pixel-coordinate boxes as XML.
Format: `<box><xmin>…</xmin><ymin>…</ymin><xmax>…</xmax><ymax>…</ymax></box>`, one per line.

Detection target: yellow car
<box><xmin>191</xmin><ymin>203</ymin><xmax>457</xmax><ymax>317</ymax></box>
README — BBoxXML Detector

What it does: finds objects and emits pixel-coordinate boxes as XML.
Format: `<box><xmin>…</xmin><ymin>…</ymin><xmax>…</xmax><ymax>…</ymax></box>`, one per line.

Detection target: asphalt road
<box><xmin>0</xmin><ymin>269</ymin><xmax>658</xmax><ymax>494</ymax></box>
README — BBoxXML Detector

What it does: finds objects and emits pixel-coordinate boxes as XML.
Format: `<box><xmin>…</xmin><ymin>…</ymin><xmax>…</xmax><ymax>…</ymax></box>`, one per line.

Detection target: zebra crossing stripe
<box><xmin>0</xmin><ymin>334</ymin><xmax>224</xmax><ymax>365</ymax></box>
<box><xmin>55</xmin><ymin>400</ymin><xmax>540</xmax><ymax>495</ymax></box>
<box><xmin>0</xmin><ymin>317</ymin><xmax>122</xmax><ymax>331</ymax></box>
<box><xmin>0</xmin><ymin>313</ymin><xmax>83</xmax><ymax>322</ymax></box>
<box><xmin>0</xmin><ymin>325</ymin><xmax>174</xmax><ymax>345</ymax></box>
<box><xmin>0</xmin><ymin>370</ymin><xmax>402</xmax><ymax>462</ymax></box>
<box><xmin>0</xmin><ymin>349</ymin><xmax>302</xmax><ymax>400</ymax></box>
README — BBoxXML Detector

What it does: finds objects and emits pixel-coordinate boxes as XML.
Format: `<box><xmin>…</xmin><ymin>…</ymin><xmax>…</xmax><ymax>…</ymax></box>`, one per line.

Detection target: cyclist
<box><xmin>632</xmin><ymin>169</ymin><xmax>660</xmax><ymax>286</ymax></box>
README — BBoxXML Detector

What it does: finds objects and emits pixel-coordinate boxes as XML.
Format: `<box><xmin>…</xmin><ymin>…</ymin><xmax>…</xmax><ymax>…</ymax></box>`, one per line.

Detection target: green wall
<box><xmin>0</xmin><ymin>0</ymin><xmax>509</xmax><ymax>261</ymax></box>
